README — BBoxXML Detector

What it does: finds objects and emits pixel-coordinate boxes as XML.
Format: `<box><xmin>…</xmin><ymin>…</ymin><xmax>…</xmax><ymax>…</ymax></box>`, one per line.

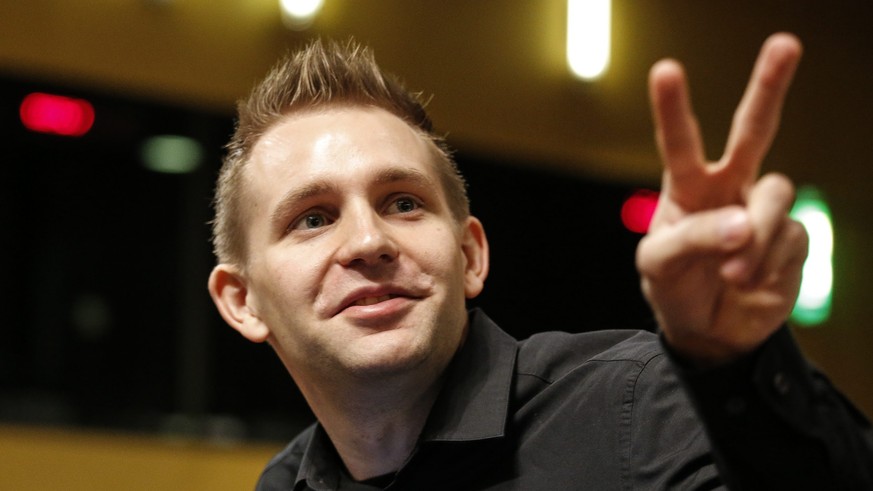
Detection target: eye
<box><xmin>387</xmin><ymin>196</ymin><xmax>422</xmax><ymax>215</ymax></box>
<box><xmin>291</xmin><ymin>211</ymin><xmax>333</xmax><ymax>231</ymax></box>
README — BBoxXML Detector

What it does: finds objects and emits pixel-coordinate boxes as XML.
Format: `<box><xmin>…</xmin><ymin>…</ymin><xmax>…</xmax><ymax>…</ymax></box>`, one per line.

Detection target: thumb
<box><xmin>637</xmin><ymin>206</ymin><xmax>752</xmax><ymax>279</ymax></box>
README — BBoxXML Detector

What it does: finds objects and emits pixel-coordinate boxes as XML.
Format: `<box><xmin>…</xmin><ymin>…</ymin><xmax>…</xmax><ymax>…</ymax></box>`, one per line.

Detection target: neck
<box><xmin>297</xmin><ymin>367</ymin><xmax>446</xmax><ymax>481</ymax></box>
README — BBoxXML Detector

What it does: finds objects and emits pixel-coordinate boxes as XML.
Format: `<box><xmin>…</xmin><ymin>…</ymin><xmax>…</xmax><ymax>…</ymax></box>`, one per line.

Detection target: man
<box><xmin>208</xmin><ymin>34</ymin><xmax>873</xmax><ymax>489</ymax></box>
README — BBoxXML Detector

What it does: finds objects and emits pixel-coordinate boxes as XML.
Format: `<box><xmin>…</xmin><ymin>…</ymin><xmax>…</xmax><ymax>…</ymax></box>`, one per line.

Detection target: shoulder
<box><xmin>506</xmin><ymin>328</ymin><xmax>717</xmax><ymax>487</ymax></box>
<box><xmin>516</xmin><ymin>328</ymin><xmax>666</xmax><ymax>384</ymax></box>
<box><xmin>255</xmin><ymin>424</ymin><xmax>316</xmax><ymax>491</ymax></box>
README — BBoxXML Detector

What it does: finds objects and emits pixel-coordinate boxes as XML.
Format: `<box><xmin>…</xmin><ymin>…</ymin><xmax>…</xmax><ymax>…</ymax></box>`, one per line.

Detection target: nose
<box><xmin>335</xmin><ymin>204</ymin><xmax>399</xmax><ymax>267</ymax></box>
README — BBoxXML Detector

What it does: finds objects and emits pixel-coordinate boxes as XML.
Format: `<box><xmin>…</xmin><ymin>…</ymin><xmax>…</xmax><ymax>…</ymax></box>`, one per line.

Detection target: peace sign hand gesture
<box><xmin>637</xmin><ymin>33</ymin><xmax>809</xmax><ymax>366</ymax></box>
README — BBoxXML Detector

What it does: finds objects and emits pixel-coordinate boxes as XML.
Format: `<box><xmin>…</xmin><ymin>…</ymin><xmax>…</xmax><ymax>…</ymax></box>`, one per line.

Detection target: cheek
<box><xmin>413</xmin><ymin>231</ymin><xmax>466</xmax><ymax>281</ymax></box>
<box><xmin>256</xmin><ymin>251</ymin><xmax>325</xmax><ymax>316</ymax></box>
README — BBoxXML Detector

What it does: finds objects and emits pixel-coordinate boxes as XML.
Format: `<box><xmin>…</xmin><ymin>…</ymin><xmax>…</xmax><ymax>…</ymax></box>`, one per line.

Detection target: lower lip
<box><xmin>338</xmin><ymin>296</ymin><xmax>415</xmax><ymax>326</ymax></box>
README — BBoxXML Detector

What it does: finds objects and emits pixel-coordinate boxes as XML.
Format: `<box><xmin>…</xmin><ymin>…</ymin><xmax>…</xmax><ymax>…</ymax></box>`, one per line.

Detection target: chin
<box><xmin>342</xmin><ymin>330</ymin><xmax>443</xmax><ymax>380</ymax></box>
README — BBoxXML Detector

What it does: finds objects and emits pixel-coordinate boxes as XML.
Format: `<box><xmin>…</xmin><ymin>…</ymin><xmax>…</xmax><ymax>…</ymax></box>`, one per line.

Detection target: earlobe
<box><xmin>461</xmin><ymin>216</ymin><xmax>490</xmax><ymax>299</ymax></box>
<box><xmin>208</xmin><ymin>264</ymin><xmax>271</xmax><ymax>343</ymax></box>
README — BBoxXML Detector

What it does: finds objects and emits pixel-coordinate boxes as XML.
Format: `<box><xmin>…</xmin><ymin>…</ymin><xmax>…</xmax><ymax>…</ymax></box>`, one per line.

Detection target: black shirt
<box><xmin>256</xmin><ymin>309</ymin><xmax>873</xmax><ymax>490</ymax></box>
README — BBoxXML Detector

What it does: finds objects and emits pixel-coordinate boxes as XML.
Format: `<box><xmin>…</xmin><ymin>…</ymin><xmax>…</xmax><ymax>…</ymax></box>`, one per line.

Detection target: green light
<box><xmin>789</xmin><ymin>186</ymin><xmax>833</xmax><ymax>326</ymax></box>
<box><xmin>141</xmin><ymin>135</ymin><xmax>204</xmax><ymax>174</ymax></box>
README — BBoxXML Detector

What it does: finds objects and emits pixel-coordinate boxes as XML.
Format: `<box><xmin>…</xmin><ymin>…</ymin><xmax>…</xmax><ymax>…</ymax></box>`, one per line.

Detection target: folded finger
<box><xmin>720</xmin><ymin>173</ymin><xmax>797</xmax><ymax>283</ymax></box>
<box><xmin>637</xmin><ymin>205</ymin><xmax>752</xmax><ymax>280</ymax></box>
<box><xmin>754</xmin><ymin>218</ymin><xmax>808</xmax><ymax>291</ymax></box>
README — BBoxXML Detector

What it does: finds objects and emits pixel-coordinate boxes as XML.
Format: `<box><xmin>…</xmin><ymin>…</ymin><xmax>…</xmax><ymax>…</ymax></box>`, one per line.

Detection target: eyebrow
<box><xmin>268</xmin><ymin>166</ymin><xmax>438</xmax><ymax>228</ymax></box>
<box><xmin>269</xmin><ymin>180</ymin><xmax>338</xmax><ymax>228</ymax></box>
<box><xmin>372</xmin><ymin>166</ymin><xmax>436</xmax><ymax>189</ymax></box>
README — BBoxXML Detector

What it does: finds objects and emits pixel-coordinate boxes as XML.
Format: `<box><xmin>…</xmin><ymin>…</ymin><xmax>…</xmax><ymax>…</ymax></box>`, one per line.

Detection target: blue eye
<box><xmin>293</xmin><ymin>212</ymin><xmax>331</xmax><ymax>231</ymax></box>
<box><xmin>396</xmin><ymin>198</ymin><xmax>416</xmax><ymax>212</ymax></box>
<box><xmin>304</xmin><ymin>214</ymin><xmax>326</xmax><ymax>228</ymax></box>
<box><xmin>390</xmin><ymin>196</ymin><xmax>420</xmax><ymax>214</ymax></box>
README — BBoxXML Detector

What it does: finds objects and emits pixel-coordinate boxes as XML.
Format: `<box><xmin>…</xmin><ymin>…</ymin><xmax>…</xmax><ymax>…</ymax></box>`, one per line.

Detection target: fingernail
<box><xmin>720</xmin><ymin>211</ymin><xmax>750</xmax><ymax>245</ymax></box>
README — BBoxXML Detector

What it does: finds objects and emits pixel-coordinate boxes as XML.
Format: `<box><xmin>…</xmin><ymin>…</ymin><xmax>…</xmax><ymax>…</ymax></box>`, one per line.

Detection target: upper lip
<box><xmin>332</xmin><ymin>284</ymin><xmax>419</xmax><ymax>317</ymax></box>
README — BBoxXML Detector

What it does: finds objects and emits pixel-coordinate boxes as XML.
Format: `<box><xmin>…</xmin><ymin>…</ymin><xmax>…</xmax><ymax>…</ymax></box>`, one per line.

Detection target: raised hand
<box><xmin>637</xmin><ymin>33</ymin><xmax>809</xmax><ymax>366</ymax></box>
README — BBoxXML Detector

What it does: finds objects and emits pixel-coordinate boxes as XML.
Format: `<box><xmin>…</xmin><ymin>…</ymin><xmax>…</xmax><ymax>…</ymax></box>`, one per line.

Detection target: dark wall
<box><xmin>1</xmin><ymin>77</ymin><xmax>651</xmax><ymax>441</ymax></box>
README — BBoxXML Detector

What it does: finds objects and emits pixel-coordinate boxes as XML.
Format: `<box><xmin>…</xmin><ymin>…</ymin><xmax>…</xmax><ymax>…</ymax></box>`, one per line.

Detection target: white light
<box><xmin>279</xmin><ymin>0</ymin><xmax>324</xmax><ymax>30</ymax></box>
<box><xmin>794</xmin><ymin>207</ymin><xmax>833</xmax><ymax>308</ymax></box>
<box><xmin>789</xmin><ymin>187</ymin><xmax>834</xmax><ymax>326</ymax></box>
<box><xmin>567</xmin><ymin>0</ymin><xmax>611</xmax><ymax>80</ymax></box>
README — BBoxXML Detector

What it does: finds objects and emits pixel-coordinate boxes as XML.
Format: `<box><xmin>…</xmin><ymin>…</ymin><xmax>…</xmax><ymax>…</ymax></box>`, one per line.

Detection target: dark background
<box><xmin>0</xmin><ymin>76</ymin><xmax>650</xmax><ymax>442</ymax></box>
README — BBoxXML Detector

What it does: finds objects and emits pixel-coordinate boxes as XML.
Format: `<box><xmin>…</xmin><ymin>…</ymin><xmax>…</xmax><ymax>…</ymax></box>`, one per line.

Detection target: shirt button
<box><xmin>773</xmin><ymin>372</ymin><xmax>791</xmax><ymax>395</ymax></box>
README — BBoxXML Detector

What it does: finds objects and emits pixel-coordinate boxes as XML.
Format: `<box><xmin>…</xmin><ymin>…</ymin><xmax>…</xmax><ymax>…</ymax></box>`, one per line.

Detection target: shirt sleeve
<box><xmin>664</xmin><ymin>327</ymin><xmax>873</xmax><ymax>490</ymax></box>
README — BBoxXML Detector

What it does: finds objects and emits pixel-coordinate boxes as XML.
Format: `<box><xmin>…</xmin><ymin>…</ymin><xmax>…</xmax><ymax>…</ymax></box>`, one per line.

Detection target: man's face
<box><xmin>213</xmin><ymin>106</ymin><xmax>488</xmax><ymax>387</ymax></box>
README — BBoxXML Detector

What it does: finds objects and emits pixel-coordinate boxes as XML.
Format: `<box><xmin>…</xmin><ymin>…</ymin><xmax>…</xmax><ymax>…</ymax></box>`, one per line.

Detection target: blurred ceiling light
<box><xmin>567</xmin><ymin>0</ymin><xmax>611</xmax><ymax>80</ymax></box>
<box><xmin>140</xmin><ymin>135</ymin><xmax>204</xmax><ymax>174</ymax></box>
<box><xmin>790</xmin><ymin>187</ymin><xmax>834</xmax><ymax>326</ymax></box>
<box><xmin>279</xmin><ymin>0</ymin><xmax>324</xmax><ymax>30</ymax></box>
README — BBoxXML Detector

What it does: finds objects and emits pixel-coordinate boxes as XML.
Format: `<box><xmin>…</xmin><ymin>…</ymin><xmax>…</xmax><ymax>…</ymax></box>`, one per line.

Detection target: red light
<box><xmin>621</xmin><ymin>189</ymin><xmax>659</xmax><ymax>234</ymax></box>
<box><xmin>20</xmin><ymin>92</ymin><xmax>95</xmax><ymax>137</ymax></box>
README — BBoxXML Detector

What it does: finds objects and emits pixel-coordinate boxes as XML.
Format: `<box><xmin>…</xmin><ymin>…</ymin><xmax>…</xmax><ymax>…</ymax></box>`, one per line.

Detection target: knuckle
<box><xmin>787</xmin><ymin>219</ymin><xmax>810</xmax><ymax>250</ymax></box>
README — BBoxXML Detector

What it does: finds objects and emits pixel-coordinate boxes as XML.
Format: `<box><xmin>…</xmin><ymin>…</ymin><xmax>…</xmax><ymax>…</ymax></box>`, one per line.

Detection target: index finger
<box><xmin>723</xmin><ymin>33</ymin><xmax>803</xmax><ymax>180</ymax></box>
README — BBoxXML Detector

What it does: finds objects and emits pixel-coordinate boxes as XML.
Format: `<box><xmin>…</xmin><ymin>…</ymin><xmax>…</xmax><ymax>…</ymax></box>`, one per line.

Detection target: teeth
<box><xmin>353</xmin><ymin>295</ymin><xmax>394</xmax><ymax>307</ymax></box>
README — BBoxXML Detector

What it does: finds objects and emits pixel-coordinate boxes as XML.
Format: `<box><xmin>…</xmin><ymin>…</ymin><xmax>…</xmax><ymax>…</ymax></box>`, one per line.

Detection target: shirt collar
<box><xmin>420</xmin><ymin>308</ymin><xmax>518</xmax><ymax>442</ymax></box>
<box><xmin>296</xmin><ymin>425</ymin><xmax>340</xmax><ymax>490</ymax></box>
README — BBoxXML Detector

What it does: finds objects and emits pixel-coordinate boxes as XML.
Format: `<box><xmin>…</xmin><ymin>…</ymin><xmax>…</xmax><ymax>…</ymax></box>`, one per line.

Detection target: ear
<box><xmin>208</xmin><ymin>264</ymin><xmax>270</xmax><ymax>343</ymax></box>
<box><xmin>461</xmin><ymin>216</ymin><xmax>490</xmax><ymax>299</ymax></box>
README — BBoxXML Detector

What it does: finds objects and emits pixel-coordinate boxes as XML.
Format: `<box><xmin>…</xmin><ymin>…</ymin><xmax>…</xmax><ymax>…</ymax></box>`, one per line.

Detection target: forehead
<box><xmin>242</xmin><ymin>105</ymin><xmax>442</xmax><ymax>215</ymax></box>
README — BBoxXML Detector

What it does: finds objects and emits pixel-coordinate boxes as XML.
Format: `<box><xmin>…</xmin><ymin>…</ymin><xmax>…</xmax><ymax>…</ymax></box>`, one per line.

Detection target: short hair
<box><xmin>211</xmin><ymin>39</ymin><xmax>469</xmax><ymax>265</ymax></box>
